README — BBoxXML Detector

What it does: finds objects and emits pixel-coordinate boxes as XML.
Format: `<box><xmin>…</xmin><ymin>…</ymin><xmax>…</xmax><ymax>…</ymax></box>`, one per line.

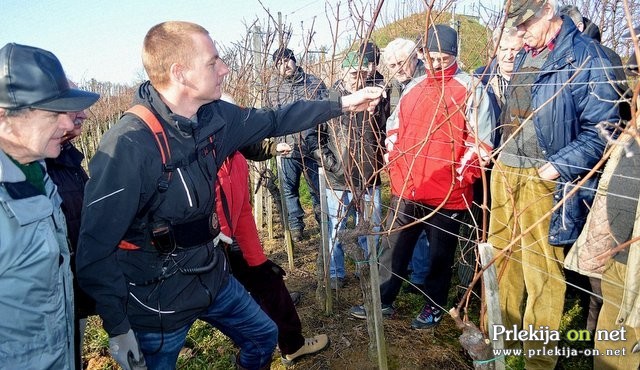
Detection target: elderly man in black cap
<box><xmin>351</xmin><ymin>24</ymin><xmax>495</xmax><ymax>330</ymax></box>
<box><xmin>265</xmin><ymin>47</ymin><xmax>327</xmax><ymax>242</ymax></box>
<box><xmin>0</xmin><ymin>43</ymin><xmax>99</xmax><ymax>369</ymax></box>
<box><xmin>487</xmin><ymin>0</ymin><xmax>621</xmax><ymax>368</ymax></box>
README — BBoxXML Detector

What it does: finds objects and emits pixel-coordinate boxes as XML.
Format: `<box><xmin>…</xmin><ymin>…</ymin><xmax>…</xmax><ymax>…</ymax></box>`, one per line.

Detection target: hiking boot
<box><xmin>411</xmin><ymin>304</ymin><xmax>444</xmax><ymax>329</ymax></box>
<box><xmin>289</xmin><ymin>291</ymin><xmax>301</xmax><ymax>306</ymax></box>
<box><xmin>281</xmin><ymin>334</ymin><xmax>329</xmax><ymax>366</ymax></box>
<box><xmin>291</xmin><ymin>229</ymin><xmax>304</xmax><ymax>242</ymax></box>
<box><xmin>349</xmin><ymin>304</ymin><xmax>394</xmax><ymax>319</ymax></box>
<box><xmin>329</xmin><ymin>277</ymin><xmax>345</xmax><ymax>289</ymax></box>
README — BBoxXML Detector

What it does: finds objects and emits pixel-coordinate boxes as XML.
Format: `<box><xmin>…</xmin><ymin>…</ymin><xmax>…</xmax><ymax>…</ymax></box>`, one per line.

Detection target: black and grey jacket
<box><xmin>317</xmin><ymin>80</ymin><xmax>388</xmax><ymax>191</ymax></box>
<box><xmin>265</xmin><ymin>66</ymin><xmax>328</xmax><ymax>158</ymax></box>
<box><xmin>77</xmin><ymin>81</ymin><xmax>342</xmax><ymax>336</ymax></box>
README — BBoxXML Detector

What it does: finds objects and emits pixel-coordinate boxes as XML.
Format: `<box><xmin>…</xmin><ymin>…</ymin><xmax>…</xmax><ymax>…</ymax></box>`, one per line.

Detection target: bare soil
<box><xmin>262</xmin><ymin>219</ymin><xmax>475</xmax><ymax>370</ymax></box>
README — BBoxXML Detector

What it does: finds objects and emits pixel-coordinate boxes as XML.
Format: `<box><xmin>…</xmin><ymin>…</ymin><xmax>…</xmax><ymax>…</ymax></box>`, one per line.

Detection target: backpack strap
<box><xmin>125</xmin><ymin>105</ymin><xmax>173</xmax><ymax>192</ymax></box>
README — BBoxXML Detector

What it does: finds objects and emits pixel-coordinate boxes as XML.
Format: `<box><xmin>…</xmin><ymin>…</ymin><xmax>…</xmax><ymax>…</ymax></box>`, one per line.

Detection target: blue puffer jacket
<box><xmin>512</xmin><ymin>16</ymin><xmax>620</xmax><ymax>245</ymax></box>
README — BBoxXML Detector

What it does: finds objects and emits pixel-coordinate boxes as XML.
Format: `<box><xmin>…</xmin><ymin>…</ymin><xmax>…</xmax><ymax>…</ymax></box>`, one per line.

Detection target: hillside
<box><xmin>370</xmin><ymin>11</ymin><xmax>492</xmax><ymax>70</ymax></box>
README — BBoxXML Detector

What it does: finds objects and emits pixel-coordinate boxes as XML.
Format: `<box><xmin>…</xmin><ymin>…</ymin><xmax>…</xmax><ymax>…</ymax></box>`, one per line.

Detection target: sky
<box><xmin>1</xmin><ymin>0</ymin><xmax>502</xmax><ymax>85</ymax></box>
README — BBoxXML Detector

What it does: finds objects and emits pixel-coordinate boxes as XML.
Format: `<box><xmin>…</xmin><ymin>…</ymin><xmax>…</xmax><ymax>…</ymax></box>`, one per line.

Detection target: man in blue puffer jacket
<box><xmin>488</xmin><ymin>0</ymin><xmax>620</xmax><ymax>369</ymax></box>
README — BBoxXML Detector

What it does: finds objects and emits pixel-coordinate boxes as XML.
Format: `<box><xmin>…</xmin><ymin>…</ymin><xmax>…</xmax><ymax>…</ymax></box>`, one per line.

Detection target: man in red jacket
<box><xmin>350</xmin><ymin>25</ymin><xmax>495</xmax><ymax>329</ymax></box>
<box><xmin>215</xmin><ymin>138</ymin><xmax>329</xmax><ymax>365</ymax></box>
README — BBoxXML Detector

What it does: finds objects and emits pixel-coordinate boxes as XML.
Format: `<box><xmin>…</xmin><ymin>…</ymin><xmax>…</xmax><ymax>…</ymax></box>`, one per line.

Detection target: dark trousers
<box><xmin>380</xmin><ymin>197</ymin><xmax>465</xmax><ymax>308</ymax></box>
<box><xmin>228</xmin><ymin>251</ymin><xmax>305</xmax><ymax>355</ymax></box>
<box><xmin>280</xmin><ymin>156</ymin><xmax>320</xmax><ymax>230</ymax></box>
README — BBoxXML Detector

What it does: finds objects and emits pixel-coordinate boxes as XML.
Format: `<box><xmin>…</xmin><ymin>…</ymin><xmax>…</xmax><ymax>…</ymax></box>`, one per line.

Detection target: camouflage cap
<box><xmin>505</xmin><ymin>0</ymin><xmax>547</xmax><ymax>28</ymax></box>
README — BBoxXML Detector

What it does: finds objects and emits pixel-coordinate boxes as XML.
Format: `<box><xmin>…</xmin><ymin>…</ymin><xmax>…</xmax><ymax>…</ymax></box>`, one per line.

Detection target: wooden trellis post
<box><xmin>479</xmin><ymin>242</ymin><xmax>505</xmax><ymax>370</ymax></box>
<box><xmin>317</xmin><ymin>167</ymin><xmax>332</xmax><ymax>314</ymax></box>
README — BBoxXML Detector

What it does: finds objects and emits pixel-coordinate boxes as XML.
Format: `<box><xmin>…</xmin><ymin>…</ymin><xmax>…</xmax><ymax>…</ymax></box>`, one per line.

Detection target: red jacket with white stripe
<box><xmin>385</xmin><ymin>62</ymin><xmax>495</xmax><ymax>210</ymax></box>
<box><xmin>216</xmin><ymin>151</ymin><xmax>267</xmax><ymax>266</ymax></box>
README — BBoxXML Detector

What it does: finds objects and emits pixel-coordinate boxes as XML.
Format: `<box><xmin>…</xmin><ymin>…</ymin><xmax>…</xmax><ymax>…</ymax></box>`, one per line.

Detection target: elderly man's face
<box><xmin>496</xmin><ymin>34</ymin><xmax>524</xmax><ymax>77</ymax></box>
<box><xmin>387</xmin><ymin>52</ymin><xmax>418</xmax><ymax>83</ymax></box>
<box><xmin>276</xmin><ymin>58</ymin><xmax>296</xmax><ymax>78</ymax></box>
<box><xmin>1</xmin><ymin>109</ymin><xmax>74</xmax><ymax>163</ymax></box>
<box><xmin>516</xmin><ymin>4</ymin><xmax>553</xmax><ymax>50</ymax></box>
<box><xmin>62</xmin><ymin>110</ymin><xmax>87</xmax><ymax>143</ymax></box>
<box><xmin>426</xmin><ymin>52</ymin><xmax>456</xmax><ymax>72</ymax></box>
<box><xmin>342</xmin><ymin>68</ymin><xmax>368</xmax><ymax>92</ymax></box>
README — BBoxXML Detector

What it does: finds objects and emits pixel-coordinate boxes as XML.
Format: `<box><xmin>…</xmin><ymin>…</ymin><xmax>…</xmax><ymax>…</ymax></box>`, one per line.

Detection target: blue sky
<box><xmin>1</xmin><ymin>0</ymin><xmax>501</xmax><ymax>84</ymax></box>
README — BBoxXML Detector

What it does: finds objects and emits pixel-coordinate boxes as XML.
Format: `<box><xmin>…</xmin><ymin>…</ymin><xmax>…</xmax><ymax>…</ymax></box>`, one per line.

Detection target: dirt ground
<box><xmin>261</xmin><ymin>217</ymin><xmax>475</xmax><ymax>370</ymax></box>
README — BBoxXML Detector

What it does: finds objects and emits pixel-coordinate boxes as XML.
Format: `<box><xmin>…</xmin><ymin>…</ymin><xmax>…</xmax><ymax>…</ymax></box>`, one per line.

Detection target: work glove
<box><xmin>214</xmin><ymin>231</ymin><xmax>233</xmax><ymax>246</ymax></box>
<box><xmin>109</xmin><ymin>329</ymin><xmax>147</xmax><ymax>370</ymax></box>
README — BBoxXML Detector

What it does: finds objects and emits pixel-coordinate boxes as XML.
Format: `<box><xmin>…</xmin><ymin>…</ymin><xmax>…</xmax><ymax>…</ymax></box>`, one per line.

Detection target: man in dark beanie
<box><xmin>425</xmin><ymin>24</ymin><xmax>458</xmax><ymax>58</ymax></box>
<box><xmin>488</xmin><ymin>0</ymin><xmax>620</xmax><ymax>368</ymax></box>
<box><xmin>351</xmin><ymin>24</ymin><xmax>496</xmax><ymax>331</ymax></box>
<box><xmin>266</xmin><ymin>46</ymin><xmax>326</xmax><ymax>242</ymax></box>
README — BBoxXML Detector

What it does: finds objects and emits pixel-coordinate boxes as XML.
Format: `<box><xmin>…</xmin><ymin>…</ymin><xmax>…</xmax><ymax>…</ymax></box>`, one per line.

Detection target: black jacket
<box><xmin>77</xmin><ymin>81</ymin><xmax>343</xmax><ymax>335</ymax></box>
<box><xmin>46</xmin><ymin>142</ymin><xmax>96</xmax><ymax>318</ymax></box>
<box><xmin>46</xmin><ymin>142</ymin><xmax>88</xmax><ymax>251</ymax></box>
<box><xmin>265</xmin><ymin>66</ymin><xmax>328</xmax><ymax>158</ymax></box>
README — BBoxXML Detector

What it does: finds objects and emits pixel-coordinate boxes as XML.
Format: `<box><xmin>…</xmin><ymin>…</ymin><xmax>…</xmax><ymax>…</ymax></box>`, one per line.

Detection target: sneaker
<box><xmin>411</xmin><ymin>304</ymin><xmax>444</xmax><ymax>329</ymax></box>
<box><xmin>329</xmin><ymin>277</ymin><xmax>345</xmax><ymax>289</ymax></box>
<box><xmin>349</xmin><ymin>304</ymin><xmax>394</xmax><ymax>319</ymax></box>
<box><xmin>281</xmin><ymin>334</ymin><xmax>329</xmax><ymax>366</ymax></box>
<box><xmin>291</xmin><ymin>229</ymin><xmax>304</xmax><ymax>242</ymax></box>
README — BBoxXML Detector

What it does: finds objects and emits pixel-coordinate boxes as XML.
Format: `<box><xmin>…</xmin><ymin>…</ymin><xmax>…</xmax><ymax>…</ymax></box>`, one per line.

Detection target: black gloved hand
<box><xmin>255</xmin><ymin>259</ymin><xmax>285</xmax><ymax>278</ymax></box>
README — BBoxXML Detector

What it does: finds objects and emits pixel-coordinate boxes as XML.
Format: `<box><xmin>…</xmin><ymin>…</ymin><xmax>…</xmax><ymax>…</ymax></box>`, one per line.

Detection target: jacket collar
<box><xmin>0</xmin><ymin>150</ymin><xmax>27</xmax><ymax>183</ymax></box>
<box><xmin>514</xmin><ymin>16</ymin><xmax>580</xmax><ymax>73</ymax></box>
<box><xmin>46</xmin><ymin>142</ymin><xmax>84</xmax><ymax>168</ymax></box>
<box><xmin>135</xmin><ymin>81</ymin><xmax>199</xmax><ymax>135</ymax></box>
<box><xmin>426</xmin><ymin>60</ymin><xmax>459</xmax><ymax>82</ymax></box>
<box><xmin>284</xmin><ymin>66</ymin><xmax>306</xmax><ymax>84</ymax></box>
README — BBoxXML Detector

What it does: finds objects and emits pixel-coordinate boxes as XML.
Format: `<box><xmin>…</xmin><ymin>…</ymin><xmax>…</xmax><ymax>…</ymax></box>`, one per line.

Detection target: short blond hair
<box><xmin>382</xmin><ymin>38</ymin><xmax>416</xmax><ymax>65</ymax></box>
<box><xmin>142</xmin><ymin>21</ymin><xmax>209</xmax><ymax>89</ymax></box>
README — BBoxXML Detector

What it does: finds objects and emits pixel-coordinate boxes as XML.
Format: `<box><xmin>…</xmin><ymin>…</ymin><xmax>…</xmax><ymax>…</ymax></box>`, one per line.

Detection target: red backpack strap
<box><xmin>126</xmin><ymin>105</ymin><xmax>171</xmax><ymax>165</ymax></box>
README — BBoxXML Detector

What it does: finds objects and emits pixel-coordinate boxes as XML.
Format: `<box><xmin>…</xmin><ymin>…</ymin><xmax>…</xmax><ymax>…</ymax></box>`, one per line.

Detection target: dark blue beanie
<box><xmin>426</xmin><ymin>25</ymin><xmax>458</xmax><ymax>56</ymax></box>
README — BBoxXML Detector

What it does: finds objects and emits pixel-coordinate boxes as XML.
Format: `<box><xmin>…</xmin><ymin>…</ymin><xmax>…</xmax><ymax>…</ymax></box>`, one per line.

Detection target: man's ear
<box><xmin>169</xmin><ymin>63</ymin><xmax>185</xmax><ymax>84</ymax></box>
<box><xmin>577</xmin><ymin>22</ymin><xmax>585</xmax><ymax>32</ymax></box>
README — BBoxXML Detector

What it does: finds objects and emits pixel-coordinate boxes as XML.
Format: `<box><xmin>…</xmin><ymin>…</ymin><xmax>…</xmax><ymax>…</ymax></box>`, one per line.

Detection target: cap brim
<box><xmin>31</xmin><ymin>88</ymin><xmax>99</xmax><ymax>112</ymax></box>
<box><xmin>344</xmin><ymin>66</ymin><xmax>369</xmax><ymax>72</ymax></box>
<box><xmin>504</xmin><ymin>16</ymin><xmax>529</xmax><ymax>29</ymax></box>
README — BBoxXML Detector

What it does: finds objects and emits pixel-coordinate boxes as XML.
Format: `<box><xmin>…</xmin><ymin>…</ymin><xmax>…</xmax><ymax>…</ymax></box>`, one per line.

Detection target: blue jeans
<box><xmin>280</xmin><ymin>156</ymin><xmax>320</xmax><ymax>231</ymax></box>
<box><xmin>326</xmin><ymin>187</ymin><xmax>382</xmax><ymax>279</ymax></box>
<box><xmin>408</xmin><ymin>231</ymin><xmax>430</xmax><ymax>284</ymax></box>
<box><xmin>136</xmin><ymin>276</ymin><xmax>277</xmax><ymax>370</ymax></box>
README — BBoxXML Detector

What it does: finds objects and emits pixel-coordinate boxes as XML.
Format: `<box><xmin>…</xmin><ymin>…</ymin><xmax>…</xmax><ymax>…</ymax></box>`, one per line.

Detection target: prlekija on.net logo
<box><xmin>491</xmin><ymin>324</ymin><xmax>627</xmax><ymax>345</ymax></box>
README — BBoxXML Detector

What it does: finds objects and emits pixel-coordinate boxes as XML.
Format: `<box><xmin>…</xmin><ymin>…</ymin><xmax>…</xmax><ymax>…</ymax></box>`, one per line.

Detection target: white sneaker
<box><xmin>281</xmin><ymin>334</ymin><xmax>329</xmax><ymax>366</ymax></box>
